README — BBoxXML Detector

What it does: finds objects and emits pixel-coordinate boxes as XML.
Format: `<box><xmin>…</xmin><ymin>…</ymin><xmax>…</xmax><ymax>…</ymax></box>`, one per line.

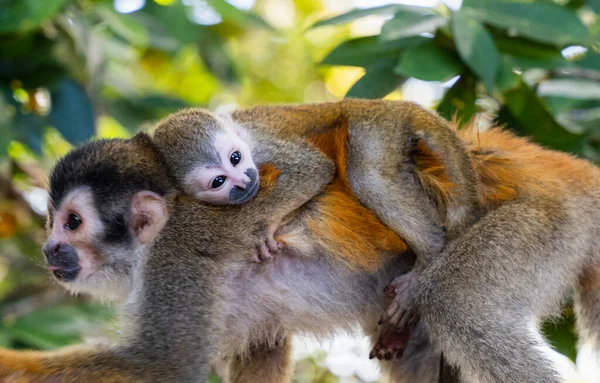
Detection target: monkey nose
<box><xmin>231</xmin><ymin>176</ymin><xmax>251</xmax><ymax>190</ymax></box>
<box><xmin>232</xmin><ymin>181</ymin><xmax>247</xmax><ymax>190</ymax></box>
<box><xmin>42</xmin><ymin>242</ymin><xmax>60</xmax><ymax>260</ymax></box>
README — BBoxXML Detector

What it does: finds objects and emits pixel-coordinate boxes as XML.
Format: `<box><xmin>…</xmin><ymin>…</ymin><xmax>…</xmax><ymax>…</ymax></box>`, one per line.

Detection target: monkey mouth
<box><xmin>49</xmin><ymin>265</ymin><xmax>81</xmax><ymax>282</ymax></box>
<box><xmin>233</xmin><ymin>179</ymin><xmax>259</xmax><ymax>204</ymax></box>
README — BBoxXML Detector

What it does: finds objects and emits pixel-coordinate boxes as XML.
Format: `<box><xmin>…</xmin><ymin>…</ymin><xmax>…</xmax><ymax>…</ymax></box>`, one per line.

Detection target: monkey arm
<box><xmin>249</xmin><ymin>134</ymin><xmax>335</xmax><ymax>231</ymax></box>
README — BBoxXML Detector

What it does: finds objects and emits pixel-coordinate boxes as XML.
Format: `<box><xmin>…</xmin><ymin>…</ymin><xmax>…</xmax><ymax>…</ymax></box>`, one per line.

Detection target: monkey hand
<box><xmin>379</xmin><ymin>272</ymin><xmax>420</xmax><ymax>334</ymax></box>
<box><xmin>252</xmin><ymin>222</ymin><xmax>285</xmax><ymax>263</ymax></box>
<box><xmin>369</xmin><ymin>326</ymin><xmax>412</xmax><ymax>360</ymax></box>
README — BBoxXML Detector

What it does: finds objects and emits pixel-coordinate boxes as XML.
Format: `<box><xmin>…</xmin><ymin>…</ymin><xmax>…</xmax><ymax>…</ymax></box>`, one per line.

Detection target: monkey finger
<box><xmin>379</xmin><ymin>300</ymin><xmax>402</xmax><ymax>325</ymax></box>
<box><xmin>255</xmin><ymin>243</ymin><xmax>273</xmax><ymax>262</ymax></box>
<box><xmin>383</xmin><ymin>284</ymin><xmax>397</xmax><ymax>298</ymax></box>
<box><xmin>266</xmin><ymin>237</ymin><xmax>279</xmax><ymax>254</ymax></box>
<box><xmin>395</xmin><ymin>311</ymin><xmax>409</xmax><ymax>331</ymax></box>
<box><xmin>378</xmin><ymin>312</ymin><xmax>391</xmax><ymax>325</ymax></box>
<box><xmin>369</xmin><ymin>349</ymin><xmax>377</xmax><ymax>359</ymax></box>
<box><xmin>396</xmin><ymin>310</ymin><xmax>418</xmax><ymax>332</ymax></box>
<box><xmin>388</xmin><ymin>308</ymin><xmax>405</xmax><ymax>329</ymax></box>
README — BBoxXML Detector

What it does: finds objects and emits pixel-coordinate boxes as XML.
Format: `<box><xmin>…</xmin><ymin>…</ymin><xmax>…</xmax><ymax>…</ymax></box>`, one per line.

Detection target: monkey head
<box><xmin>43</xmin><ymin>134</ymin><xmax>172</xmax><ymax>301</ymax></box>
<box><xmin>153</xmin><ymin>109</ymin><xmax>259</xmax><ymax>205</ymax></box>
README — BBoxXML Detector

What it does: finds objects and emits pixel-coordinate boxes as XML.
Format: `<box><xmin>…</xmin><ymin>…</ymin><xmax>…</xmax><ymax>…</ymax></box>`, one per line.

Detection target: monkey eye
<box><xmin>230</xmin><ymin>151</ymin><xmax>242</xmax><ymax>166</ymax></box>
<box><xmin>211</xmin><ymin>176</ymin><xmax>227</xmax><ymax>189</ymax></box>
<box><xmin>64</xmin><ymin>213</ymin><xmax>82</xmax><ymax>230</ymax></box>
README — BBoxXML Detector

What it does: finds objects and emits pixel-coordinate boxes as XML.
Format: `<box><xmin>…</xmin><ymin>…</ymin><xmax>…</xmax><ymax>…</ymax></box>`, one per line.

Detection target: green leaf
<box><xmin>380</xmin><ymin>11</ymin><xmax>446</xmax><ymax>41</ymax></box>
<box><xmin>494</xmin><ymin>36</ymin><xmax>567</xmax><ymax>70</ymax></box>
<box><xmin>538</xmin><ymin>79</ymin><xmax>600</xmax><ymax>100</ymax></box>
<box><xmin>462</xmin><ymin>0</ymin><xmax>589</xmax><ymax>45</ymax></box>
<box><xmin>0</xmin><ymin>88</ymin><xmax>13</xmax><ymax>159</ymax></box>
<box><xmin>7</xmin><ymin>304</ymin><xmax>114</xmax><ymax>350</ymax></box>
<box><xmin>542</xmin><ymin>308</ymin><xmax>577</xmax><ymax>362</ymax></box>
<box><xmin>0</xmin><ymin>0</ymin><xmax>70</xmax><ymax>34</ymax></box>
<box><xmin>495</xmin><ymin>56</ymin><xmax>520</xmax><ymax>92</ymax></box>
<box><xmin>95</xmin><ymin>5</ymin><xmax>149</xmax><ymax>48</ymax></box>
<box><xmin>312</xmin><ymin>4</ymin><xmax>403</xmax><ymax>28</ymax></box>
<box><xmin>206</xmin><ymin>0</ymin><xmax>273</xmax><ymax>30</ymax></box>
<box><xmin>586</xmin><ymin>0</ymin><xmax>600</xmax><ymax>13</ymax></box>
<box><xmin>12</xmin><ymin>112</ymin><xmax>45</xmax><ymax>153</ymax></box>
<box><xmin>437</xmin><ymin>75</ymin><xmax>477</xmax><ymax>124</ymax></box>
<box><xmin>143</xmin><ymin>1</ymin><xmax>203</xmax><ymax>46</ymax></box>
<box><xmin>104</xmin><ymin>95</ymin><xmax>189</xmax><ymax>131</ymax></box>
<box><xmin>48</xmin><ymin>78</ymin><xmax>96</xmax><ymax>145</ymax></box>
<box><xmin>394</xmin><ymin>42</ymin><xmax>462</xmax><ymax>82</ymax></box>
<box><xmin>321</xmin><ymin>35</ymin><xmax>428</xmax><ymax>68</ymax></box>
<box><xmin>452</xmin><ymin>10</ymin><xmax>499</xmax><ymax>91</ymax></box>
<box><xmin>0</xmin><ymin>35</ymin><xmax>66</xmax><ymax>88</ymax></box>
<box><xmin>502</xmin><ymin>80</ymin><xmax>583</xmax><ymax>152</ymax></box>
<box><xmin>573</xmin><ymin>52</ymin><xmax>600</xmax><ymax>71</ymax></box>
<box><xmin>198</xmin><ymin>28</ymin><xmax>238</xmax><ymax>83</ymax></box>
<box><xmin>346</xmin><ymin>59</ymin><xmax>405</xmax><ymax>99</ymax></box>
<box><xmin>0</xmin><ymin>86</ymin><xmax>44</xmax><ymax>153</ymax></box>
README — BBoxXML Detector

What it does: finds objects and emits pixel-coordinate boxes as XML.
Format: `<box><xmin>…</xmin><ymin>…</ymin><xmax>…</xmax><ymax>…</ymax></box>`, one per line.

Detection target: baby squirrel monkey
<box><xmin>153</xmin><ymin>109</ymin><xmax>336</xmax><ymax>262</ymax></box>
<box><xmin>154</xmin><ymin>112</ymin><xmax>259</xmax><ymax>205</ymax></box>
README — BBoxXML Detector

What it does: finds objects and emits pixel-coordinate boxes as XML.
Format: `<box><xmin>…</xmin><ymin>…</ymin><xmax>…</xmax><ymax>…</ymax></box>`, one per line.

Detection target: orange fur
<box><xmin>305</xmin><ymin>119</ymin><xmax>409</xmax><ymax>272</ymax></box>
<box><xmin>414</xmin><ymin>140</ymin><xmax>456</xmax><ymax>222</ymax></box>
<box><xmin>297</xmin><ymin>117</ymin><xmax>600</xmax><ymax>273</ymax></box>
<box><xmin>458</xmin><ymin>123</ymin><xmax>600</xmax><ymax>206</ymax></box>
<box><xmin>258</xmin><ymin>164</ymin><xmax>281</xmax><ymax>193</ymax></box>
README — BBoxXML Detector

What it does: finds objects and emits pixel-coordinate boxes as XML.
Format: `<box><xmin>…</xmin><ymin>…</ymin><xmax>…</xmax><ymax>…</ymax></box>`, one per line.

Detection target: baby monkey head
<box><xmin>153</xmin><ymin>109</ymin><xmax>259</xmax><ymax>205</ymax></box>
<box><xmin>44</xmin><ymin>134</ymin><xmax>171</xmax><ymax>301</ymax></box>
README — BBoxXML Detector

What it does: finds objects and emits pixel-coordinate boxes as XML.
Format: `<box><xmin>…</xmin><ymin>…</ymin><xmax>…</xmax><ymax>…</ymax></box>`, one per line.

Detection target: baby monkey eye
<box><xmin>211</xmin><ymin>176</ymin><xmax>227</xmax><ymax>189</ymax></box>
<box><xmin>230</xmin><ymin>151</ymin><xmax>242</xmax><ymax>166</ymax></box>
<box><xmin>64</xmin><ymin>213</ymin><xmax>82</xmax><ymax>230</ymax></box>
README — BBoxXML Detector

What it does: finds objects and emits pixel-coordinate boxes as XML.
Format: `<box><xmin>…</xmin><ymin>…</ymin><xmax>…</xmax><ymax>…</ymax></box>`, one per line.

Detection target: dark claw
<box><xmin>383</xmin><ymin>284</ymin><xmax>396</xmax><ymax>297</ymax></box>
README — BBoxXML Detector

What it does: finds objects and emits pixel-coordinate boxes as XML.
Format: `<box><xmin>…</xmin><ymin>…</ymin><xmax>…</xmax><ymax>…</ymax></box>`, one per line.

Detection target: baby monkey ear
<box><xmin>130</xmin><ymin>191</ymin><xmax>168</xmax><ymax>244</ymax></box>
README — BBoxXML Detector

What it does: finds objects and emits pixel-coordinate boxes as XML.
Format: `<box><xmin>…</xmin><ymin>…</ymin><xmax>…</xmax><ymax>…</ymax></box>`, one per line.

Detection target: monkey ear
<box><xmin>130</xmin><ymin>191</ymin><xmax>168</xmax><ymax>244</ymax></box>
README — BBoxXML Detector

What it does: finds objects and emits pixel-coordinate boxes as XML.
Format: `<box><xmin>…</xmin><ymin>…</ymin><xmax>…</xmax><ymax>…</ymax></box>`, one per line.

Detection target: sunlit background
<box><xmin>0</xmin><ymin>0</ymin><xmax>599</xmax><ymax>381</ymax></box>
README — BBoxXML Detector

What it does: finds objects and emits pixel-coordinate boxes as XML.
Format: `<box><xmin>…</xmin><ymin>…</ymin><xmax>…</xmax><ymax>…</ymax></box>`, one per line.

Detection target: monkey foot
<box><xmin>369</xmin><ymin>327</ymin><xmax>412</xmax><ymax>360</ymax></box>
<box><xmin>379</xmin><ymin>273</ymin><xmax>419</xmax><ymax>332</ymax></box>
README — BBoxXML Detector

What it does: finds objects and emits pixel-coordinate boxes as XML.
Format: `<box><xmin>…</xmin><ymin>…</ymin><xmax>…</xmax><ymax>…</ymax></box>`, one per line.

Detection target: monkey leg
<box><xmin>406</xmin><ymin>201</ymin><xmax>588</xmax><ymax>383</ymax></box>
<box><xmin>345</xmin><ymin>129</ymin><xmax>445</xmax><ymax>259</ymax></box>
<box><xmin>227</xmin><ymin>336</ymin><xmax>292</xmax><ymax>383</ymax></box>
<box><xmin>574</xmin><ymin>258</ymin><xmax>600</xmax><ymax>382</ymax></box>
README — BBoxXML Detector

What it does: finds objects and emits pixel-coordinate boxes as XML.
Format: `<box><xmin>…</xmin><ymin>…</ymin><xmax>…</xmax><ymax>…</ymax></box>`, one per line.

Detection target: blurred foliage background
<box><xmin>0</xmin><ymin>0</ymin><xmax>598</xmax><ymax>382</ymax></box>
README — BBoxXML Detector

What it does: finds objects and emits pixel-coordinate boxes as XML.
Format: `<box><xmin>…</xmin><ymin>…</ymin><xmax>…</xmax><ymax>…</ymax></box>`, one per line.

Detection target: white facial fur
<box><xmin>44</xmin><ymin>188</ymin><xmax>168</xmax><ymax>302</ymax></box>
<box><xmin>184</xmin><ymin>117</ymin><xmax>259</xmax><ymax>205</ymax></box>
<box><xmin>45</xmin><ymin>187</ymin><xmax>104</xmax><ymax>285</ymax></box>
